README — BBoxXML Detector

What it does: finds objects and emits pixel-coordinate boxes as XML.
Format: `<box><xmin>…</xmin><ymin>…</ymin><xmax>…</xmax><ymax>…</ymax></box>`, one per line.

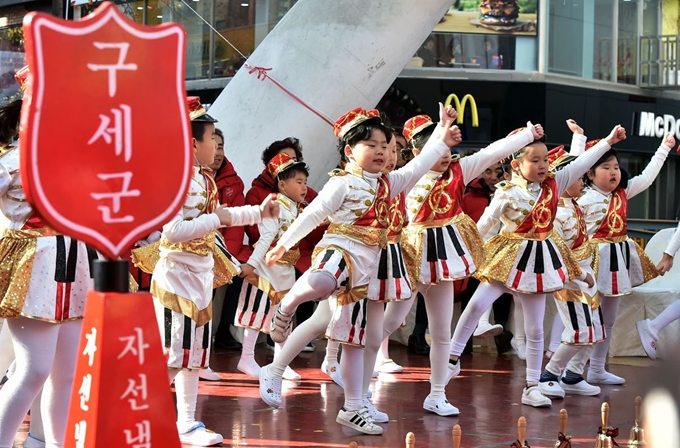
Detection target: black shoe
<box><xmin>213</xmin><ymin>336</ymin><xmax>242</xmax><ymax>351</ymax></box>
<box><xmin>408</xmin><ymin>332</ymin><xmax>430</xmax><ymax>356</ymax></box>
<box><xmin>494</xmin><ymin>330</ymin><xmax>514</xmax><ymax>354</ymax></box>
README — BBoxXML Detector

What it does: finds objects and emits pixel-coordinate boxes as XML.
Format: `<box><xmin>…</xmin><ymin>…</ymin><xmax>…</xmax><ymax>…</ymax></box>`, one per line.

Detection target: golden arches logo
<box><xmin>444</xmin><ymin>94</ymin><xmax>479</xmax><ymax>127</ymax></box>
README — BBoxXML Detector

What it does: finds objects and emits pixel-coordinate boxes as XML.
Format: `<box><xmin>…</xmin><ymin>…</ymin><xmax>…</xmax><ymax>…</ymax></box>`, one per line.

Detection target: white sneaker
<box><xmin>538</xmin><ymin>380</ymin><xmax>565</xmax><ymax>398</ymax></box>
<box><xmin>197</xmin><ymin>367</ymin><xmax>221</xmax><ymax>381</ymax></box>
<box><xmin>177</xmin><ymin>421</ymin><xmax>224</xmax><ymax>446</ymax></box>
<box><xmin>237</xmin><ymin>358</ymin><xmax>261</xmax><ymax>378</ymax></box>
<box><xmin>423</xmin><ymin>394</ymin><xmax>459</xmax><ymax>416</ymax></box>
<box><xmin>376</xmin><ymin>358</ymin><xmax>403</xmax><ymax>374</ymax></box>
<box><xmin>560</xmin><ymin>379</ymin><xmax>601</xmax><ymax>396</ymax></box>
<box><xmin>23</xmin><ymin>434</ymin><xmax>46</xmax><ymax>448</ymax></box>
<box><xmin>511</xmin><ymin>338</ymin><xmax>526</xmax><ymax>360</ymax></box>
<box><xmin>445</xmin><ymin>360</ymin><xmax>461</xmax><ymax>384</ymax></box>
<box><xmin>636</xmin><ymin>319</ymin><xmax>658</xmax><ymax>360</ymax></box>
<box><xmin>283</xmin><ymin>366</ymin><xmax>302</xmax><ymax>381</ymax></box>
<box><xmin>473</xmin><ymin>322</ymin><xmax>503</xmax><ymax>338</ymax></box>
<box><xmin>587</xmin><ymin>369</ymin><xmax>626</xmax><ymax>385</ymax></box>
<box><xmin>321</xmin><ymin>360</ymin><xmax>344</xmax><ymax>388</ymax></box>
<box><xmin>336</xmin><ymin>407</ymin><xmax>383</xmax><ymax>435</ymax></box>
<box><xmin>269</xmin><ymin>306</ymin><xmax>293</xmax><ymax>343</ymax></box>
<box><xmin>521</xmin><ymin>385</ymin><xmax>551</xmax><ymax>408</ymax></box>
<box><xmin>363</xmin><ymin>398</ymin><xmax>389</xmax><ymax>423</ymax></box>
<box><xmin>259</xmin><ymin>364</ymin><xmax>282</xmax><ymax>408</ymax></box>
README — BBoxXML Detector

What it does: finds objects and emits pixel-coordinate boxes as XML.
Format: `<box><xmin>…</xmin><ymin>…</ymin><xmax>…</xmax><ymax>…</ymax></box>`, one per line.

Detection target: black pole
<box><xmin>93</xmin><ymin>259</ymin><xmax>129</xmax><ymax>293</ymax></box>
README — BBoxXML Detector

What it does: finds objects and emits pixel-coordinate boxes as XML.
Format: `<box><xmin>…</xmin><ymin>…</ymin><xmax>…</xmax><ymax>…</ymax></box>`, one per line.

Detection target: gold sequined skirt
<box><xmin>0</xmin><ymin>230</ymin><xmax>40</xmax><ymax>318</ymax></box>
<box><xmin>475</xmin><ymin>231</ymin><xmax>581</xmax><ymax>293</ymax></box>
<box><xmin>132</xmin><ymin>233</ymin><xmax>239</xmax><ymax>288</ymax></box>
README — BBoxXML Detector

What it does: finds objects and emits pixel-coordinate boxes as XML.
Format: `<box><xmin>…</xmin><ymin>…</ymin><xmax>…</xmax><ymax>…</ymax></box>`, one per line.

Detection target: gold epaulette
<box><xmin>496</xmin><ymin>181</ymin><xmax>512</xmax><ymax>190</ymax></box>
<box><xmin>547</xmin><ymin>172</ymin><xmax>555</xmax><ymax>179</ymax></box>
<box><xmin>0</xmin><ymin>145</ymin><xmax>15</xmax><ymax>159</ymax></box>
<box><xmin>451</xmin><ymin>154</ymin><xmax>461</xmax><ymax>163</ymax></box>
<box><xmin>328</xmin><ymin>168</ymin><xmax>348</xmax><ymax>177</ymax></box>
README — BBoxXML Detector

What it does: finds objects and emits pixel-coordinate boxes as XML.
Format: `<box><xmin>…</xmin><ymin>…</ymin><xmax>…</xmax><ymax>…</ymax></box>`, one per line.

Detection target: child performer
<box><xmin>579</xmin><ymin>132</ymin><xmax>674</xmax><ymax>384</ymax></box>
<box><xmin>235</xmin><ymin>153</ymin><xmax>308</xmax><ymax>380</ymax></box>
<box><xmin>0</xmin><ymin>66</ymin><xmax>96</xmax><ymax>448</ymax></box>
<box><xmin>260</xmin><ymin>104</ymin><xmax>461</xmax><ymax>435</ymax></box>
<box><xmin>381</xmin><ymin>115</ymin><xmax>544</xmax><ymax>416</ymax></box>
<box><xmin>449</xmin><ymin>124</ymin><xmax>626</xmax><ymax>408</ymax></box>
<box><xmin>149</xmin><ymin>98</ymin><xmax>278</xmax><ymax>446</ymax></box>
<box><xmin>636</xmin><ymin>220</ymin><xmax>680</xmax><ymax>359</ymax></box>
<box><xmin>537</xmin><ymin>120</ymin><xmax>604</xmax><ymax>399</ymax></box>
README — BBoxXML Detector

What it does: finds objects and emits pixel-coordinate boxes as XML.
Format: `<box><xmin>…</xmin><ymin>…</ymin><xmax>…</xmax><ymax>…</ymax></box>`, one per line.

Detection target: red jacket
<box><xmin>462</xmin><ymin>177</ymin><xmax>493</xmax><ymax>223</ymax></box>
<box><xmin>245</xmin><ymin>168</ymin><xmax>327</xmax><ymax>272</ymax></box>
<box><xmin>454</xmin><ymin>177</ymin><xmax>493</xmax><ymax>299</ymax></box>
<box><xmin>215</xmin><ymin>160</ymin><xmax>252</xmax><ymax>262</ymax></box>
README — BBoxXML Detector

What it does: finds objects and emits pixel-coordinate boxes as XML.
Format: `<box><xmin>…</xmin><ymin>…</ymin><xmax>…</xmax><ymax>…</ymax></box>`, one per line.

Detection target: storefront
<box><xmin>374</xmin><ymin>76</ymin><xmax>680</xmax><ymax>221</ymax></box>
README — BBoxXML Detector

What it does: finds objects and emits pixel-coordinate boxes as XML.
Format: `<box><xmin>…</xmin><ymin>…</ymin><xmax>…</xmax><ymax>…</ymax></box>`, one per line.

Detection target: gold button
<box><xmin>529</xmin><ymin>200</ymin><xmax>535</xmax><ymax>206</ymax></box>
<box><xmin>282</xmin><ymin>225</ymin><xmax>288</xmax><ymax>231</ymax></box>
<box><xmin>411</xmin><ymin>209</ymin><xmax>418</xmax><ymax>214</ymax></box>
<box><xmin>595</xmin><ymin>220</ymin><xmax>602</xmax><ymax>225</ymax></box>
<box><xmin>369</xmin><ymin>189</ymin><xmax>375</xmax><ymax>194</ymax></box>
<box><xmin>197</xmin><ymin>203</ymin><xmax>204</xmax><ymax>210</ymax></box>
<box><xmin>604</xmin><ymin>199</ymin><xmax>609</xmax><ymax>204</ymax></box>
<box><xmin>522</xmin><ymin>210</ymin><xmax>529</xmax><ymax>215</ymax></box>
<box><xmin>355</xmin><ymin>210</ymin><xmax>362</xmax><ymax>216</ymax></box>
<box><xmin>601</xmin><ymin>208</ymin><xmax>607</xmax><ymax>213</ymax></box>
<box><xmin>425</xmin><ymin>185</ymin><xmax>431</xmax><ymax>190</ymax></box>
<box><xmin>364</xmin><ymin>200</ymin><xmax>372</xmax><ymax>206</ymax></box>
<box><xmin>417</xmin><ymin>196</ymin><xmax>424</xmax><ymax>202</ymax></box>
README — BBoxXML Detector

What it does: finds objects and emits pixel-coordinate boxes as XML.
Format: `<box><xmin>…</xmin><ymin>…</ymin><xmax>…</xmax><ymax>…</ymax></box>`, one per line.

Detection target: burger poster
<box><xmin>434</xmin><ymin>0</ymin><xmax>538</xmax><ymax>36</ymax></box>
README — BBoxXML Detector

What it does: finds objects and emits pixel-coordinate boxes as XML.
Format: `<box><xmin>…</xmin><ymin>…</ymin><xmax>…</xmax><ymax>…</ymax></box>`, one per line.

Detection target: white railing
<box><xmin>639</xmin><ymin>35</ymin><xmax>680</xmax><ymax>88</ymax></box>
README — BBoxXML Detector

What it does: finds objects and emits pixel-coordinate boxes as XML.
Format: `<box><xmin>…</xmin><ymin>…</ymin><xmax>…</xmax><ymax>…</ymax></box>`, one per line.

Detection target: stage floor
<box><xmin>15</xmin><ymin>342</ymin><xmax>657</xmax><ymax>447</ymax></box>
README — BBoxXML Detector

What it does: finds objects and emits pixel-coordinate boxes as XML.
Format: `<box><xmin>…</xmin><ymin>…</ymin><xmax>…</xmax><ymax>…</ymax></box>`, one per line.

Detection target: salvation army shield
<box><xmin>20</xmin><ymin>2</ymin><xmax>192</xmax><ymax>259</ymax></box>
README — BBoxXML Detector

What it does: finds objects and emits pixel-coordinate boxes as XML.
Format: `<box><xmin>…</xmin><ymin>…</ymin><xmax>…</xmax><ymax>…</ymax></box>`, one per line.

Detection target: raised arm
<box><xmin>460</xmin><ymin>125</ymin><xmax>539</xmax><ymax>184</ymax></box>
<box><xmin>163</xmin><ymin>211</ymin><xmax>222</xmax><ymax>244</ymax></box>
<box><xmin>626</xmin><ymin>134</ymin><xmax>673</xmax><ymax>199</ymax></box>
<box><xmin>554</xmin><ymin>125</ymin><xmax>627</xmax><ymax>195</ymax></box>
<box><xmin>566</xmin><ymin>119</ymin><xmax>586</xmax><ymax>156</ymax></box>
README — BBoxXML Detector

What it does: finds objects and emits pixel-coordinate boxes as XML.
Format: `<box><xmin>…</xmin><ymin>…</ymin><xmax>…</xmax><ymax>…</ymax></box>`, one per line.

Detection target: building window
<box><xmin>0</xmin><ymin>25</ymin><xmax>25</xmax><ymax>105</ymax></box>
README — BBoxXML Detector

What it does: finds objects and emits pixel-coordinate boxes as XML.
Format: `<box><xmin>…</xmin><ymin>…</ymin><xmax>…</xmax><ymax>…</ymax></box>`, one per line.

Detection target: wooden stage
<box><xmin>14</xmin><ymin>342</ymin><xmax>661</xmax><ymax>447</ymax></box>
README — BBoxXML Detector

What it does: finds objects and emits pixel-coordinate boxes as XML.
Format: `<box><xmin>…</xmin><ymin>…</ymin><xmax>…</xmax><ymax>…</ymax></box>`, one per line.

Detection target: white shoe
<box><xmin>363</xmin><ymin>398</ymin><xmax>389</xmax><ymax>423</ymax></box>
<box><xmin>376</xmin><ymin>358</ymin><xmax>403</xmax><ymax>374</ymax></box>
<box><xmin>473</xmin><ymin>322</ymin><xmax>503</xmax><ymax>338</ymax></box>
<box><xmin>269</xmin><ymin>305</ymin><xmax>293</xmax><ymax>343</ymax></box>
<box><xmin>177</xmin><ymin>421</ymin><xmax>224</xmax><ymax>446</ymax></box>
<box><xmin>560</xmin><ymin>379</ymin><xmax>600</xmax><ymax>396</ymax></box>
<box><xmin>423</xmin><ymin>394</ymin><xmax>459</xmax><ymax>416</ymax></box>
<box><xmin>587</xmin><ymin>369</ymin><xmax>626</xmax><ymax>385</ymax></box>
<box><xmin>23</xmin><ymin>434</ymin><xmax>46</xmax><ymax>448</ymax></box>
<box><xmin>445</xmin><ymin>360</ymin><xmax>461</xmax><ymax>384</ymax></box>
<box><xmin>321</xmin><ymin>360</ymin><xmax>344</xmax><ymax>388</ymax></box>
<box><xmin>521</xmin><ymin>385</ymin><xmax>551</xmax><ymax>408</ymax></box>
<box><xmin>283</xmin><ymin>366</ymin><xmax>302</xmax><ymax>381</ymax></box>
<box><xmin>237</xmin><ymin>358</ymin><xmax>261</xmax><ymax>378</ymax></box>
<box><xmin>259</xmin><ymin>364</ymin><xmax>282</xmax><ymax>408</ymax></box>
<box><xmin>538</xmin><ymin>380</ymin><xmax>565</xmax><ymax>398</ymax></box>
<box><xmin>336</xmin><ymin>407</ymin><xmax>383</xmax><ymax>435</ymax></box>
<box><xmin>636</xmin><ymin>319</ymin><xmax>658</xmax><ymax>360</ymax></box>
<box><xmin>511</xmin><ymin>338</ymin><xmax>526</xmax><ymax>360</ymax></box>
<box><xmin>198</xmin><ymin>367</ymin><xmax>221</xmax><ymax>381</ymax></box>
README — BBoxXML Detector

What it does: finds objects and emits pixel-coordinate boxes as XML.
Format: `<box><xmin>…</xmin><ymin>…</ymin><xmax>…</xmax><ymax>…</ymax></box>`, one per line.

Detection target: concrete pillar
<box><xmin>209</xmin><ymin>0</ymin><xmax>453</xmax><ymax>189</ymax></box>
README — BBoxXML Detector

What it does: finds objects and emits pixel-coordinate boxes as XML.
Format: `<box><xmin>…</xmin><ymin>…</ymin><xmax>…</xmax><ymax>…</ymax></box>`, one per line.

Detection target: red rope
<box><xmin>244</xmin><ymin>64</ymin><xmax>334</xmax><ymax>127</ymax></box>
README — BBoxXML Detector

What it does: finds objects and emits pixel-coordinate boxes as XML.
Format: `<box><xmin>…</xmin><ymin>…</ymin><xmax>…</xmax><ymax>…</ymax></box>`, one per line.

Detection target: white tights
<box><xmin>278</xmin><ymin>271</ymin><xmax>337</xmax><ymax>316</ymax></box>
<box><xmin>546</xmin><ymin>344</ymin><xmax>594</xmax><ymax>377</ymax></box>
<box><xmin>168</xmin><ymin>369</ymin><xmax>199</xmax><ymax>428</ymax></box>
<box><xmin>589</xmin><ymin>295</ymin><xmax>620</xmax><ymax>373</ymax></box>
<box><xmin>451</xmin><ymin>281</ymin><xmax>545</xmax><ymax>384</ymax></box>
<box><xmin>360</xmin><ymin>301</ymin><xmax>384</xmax><ymax>401</ymax></box>
<box><xmin>0</xmin><ymin>318</ymin><xmax>82</xmax><ymax>448</ymax></box>
<box><xmin>270</xmin><ymin>300</ymin><xmax>332</xmax><ymax>377</ymax></box>
<box><xmin>548</xmin><ymin>312</ymin><xmax>565</xmax><ymax>353</ymax></box>
<box><xmin>651</xmin><ymin>300</ymin><xmax>680</xmax><ymax>334</ymax></box>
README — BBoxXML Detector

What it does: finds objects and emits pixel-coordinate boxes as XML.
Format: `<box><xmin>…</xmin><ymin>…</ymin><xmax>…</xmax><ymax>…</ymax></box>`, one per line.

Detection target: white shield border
<box><xmin>27</xmin><ymin>5</ymin><xmax>191</xmax><ymax>257</ymax></box>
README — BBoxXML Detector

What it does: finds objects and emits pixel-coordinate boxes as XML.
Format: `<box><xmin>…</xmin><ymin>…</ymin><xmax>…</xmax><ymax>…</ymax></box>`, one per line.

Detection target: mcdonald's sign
<box><xmin>444</xmin><ymin>94</ymin><xmax>479</xmax><ymax>127</ymax></box>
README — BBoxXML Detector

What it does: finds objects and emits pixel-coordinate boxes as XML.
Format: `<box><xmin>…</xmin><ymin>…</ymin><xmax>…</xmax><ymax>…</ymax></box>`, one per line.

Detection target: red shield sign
<box><xmin>20</xmin><ymin>2</ymin><xmax>192</xmax><ymax>259</ymax></box>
